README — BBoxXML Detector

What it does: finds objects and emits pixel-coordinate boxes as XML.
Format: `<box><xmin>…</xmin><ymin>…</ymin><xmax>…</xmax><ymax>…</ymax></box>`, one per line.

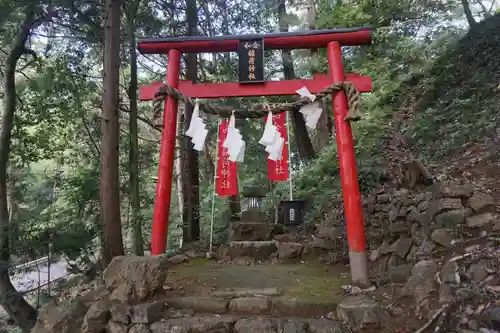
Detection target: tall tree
<box><xmin>278</xmin><ymin>0</ymin><xmax>316</xmax><ymax>161</ymax></box>
<box><xmin>126</xmin><ymin>0</ymin><xmax>143</xmax><ymax>256</ymax></box>
<box><xmin>0</xmin><ymin>5</ymin><xmax>40</xmax><ymax>332</ymax></box>
<box><xmin>461</xmin><ymin>0</ymin><xmax>477</xmax><ymax>27</ymax></box>
<box><xmin>182</xmin><ymin>0</ymin><xmax>201</xmax><ymax>242</ymax></box>
<box><xmin>100</xmin><ymin>0</ymin><xmax>125</xmax><ymax>266</ymax></box>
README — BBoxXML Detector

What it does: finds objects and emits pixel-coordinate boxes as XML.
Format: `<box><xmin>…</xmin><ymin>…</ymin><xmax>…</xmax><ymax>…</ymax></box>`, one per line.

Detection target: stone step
<box><xmin>229</xmin><ymin>222</ymin><xmax>288</xmax><ymax>242</ymax></box>
<box><xmin>225</xmin><ymin>241</ymin><xmax>278</xmax><ymax>261</ymax></box>
<box><xmin>164</xmin><ymin>295</ymin><xmax>340</xmax><ymax>318</ymax></box>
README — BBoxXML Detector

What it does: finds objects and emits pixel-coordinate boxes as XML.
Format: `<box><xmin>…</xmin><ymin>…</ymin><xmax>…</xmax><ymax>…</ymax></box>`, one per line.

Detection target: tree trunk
<box><xmin>175</xmin><ymin>111</ymin><xmax>185</xmax><ymax>221</ymax></box>
<box><xmin>0</xmin><ymin>6</ymin><xmax>38</xmax><ymax>332</ymax></box>
<box><xmin>127</xmin><ymin>2</ymin><xmax>143</xmax><ymax>256</ymax></box>
<box><xmin>278</xmin><ymin>0</ymin><xmax>316</xmax><ymax>161</ymax></box>
<box><xmin>461</xmin><ymin>0</ymin><xmax>477</xmax><ymax>28</ymax></box>
<box><xmin>182</xmin><ymin>0</ymin><xmax>201</xmax><ymax>242</ymax></box>
<box><xmin>101</xmin><ymin>0</ymin><xmax>125</xmax><ymax>266</ymax></box>
<box><xmin>307</xmin><ymin>0</ymin><xmax>330</xmax><ymax>152</ymax></box>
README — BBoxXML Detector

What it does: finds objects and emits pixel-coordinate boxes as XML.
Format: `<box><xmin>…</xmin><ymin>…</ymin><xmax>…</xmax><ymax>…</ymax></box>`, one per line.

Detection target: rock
<box><xmin>103</xmin><ymin>255</ymin><xmax>169</xmax><ymax>302</ymax></box>
<box><xmin>407</xmin><ymin>208</ymin><xmax>419</xmax><ymax>221</ymax></box>
<box><xmin>32</xmin><ymin>298</ymin><xmax>89</xmax><ymax>333</ymax></box>
<box><xmin>281</xmin><ymin>320</ymin><xmax>308</xmax><ymax>333</ymax></box>
<box><xmin>377</xmin><ymin>194</ymin><xmax>390</xmax><ymax>203</ymax></box>
<box><xmin>417</xmin><ymin>200</ymin><xmax>430</xmax><ymax>212</ymax></box>
<box><xmin>227</xmin><ymin>241</ymin><xmax>278</xmax><ymax>260</ymax></box>
<box><xmin>234</xmin><ymin>317</ymin><xmax>277</xmax><ymax>333</ymax></box>
<box><xmin>440</xmin><ymin>261</ymin><xmax>459</xmax><ymax>284</ymax></box>
<box><xmin>316</xmin><ymin>227</ymin><xmax>340</xmax><ymax>240</ymax></box>
<box><xmin>388</xmin><ymin>222</ymin><xmax>410</xmax><ymax>235</ymax></box>
<box><xmin>310</xmin><ymin>238</ymin><xmax>336</xmax><ymax>250</ymax></box>
<box><xmin>466</xmin><ymin>213</ymin><xmax>494</xmax><ymax>228</ymax></box>
<box><xmin>468</xmin><ymin>192</ymin><xmax>495</xmax><ymax>213</ymax></box>
<box><xmin>388</xmin><ymin>203</ymin><xmax>402</xmax><ymax>222</ymax></box>
<box><xmin>81</xmin><ymin>298</ymin><xmax>110</xmax><ymax>333</ymax></box>
<box><xmin>212</xmin><ymin>287</ymin><xmax>283</xmax><ymax>298</ymax></box>
<box><xmin>167</xmin><ymin>254</ymin><xmax>189</xmax><ymax>265</ymax></box>
<box><xmin>106</xmin><ymin>321</ymin><xmax>129</xmax><ymax>333</ymax></box>
<box><xmin>129</xmin><ymin>324</ymin><xmax>151</xmax><ymax>333</ymax></box>
<box><xmin>109</xmin><ymin>302</ymin><xmax>131</xmax><ymax>324</ymax></box>
<box><xmin>435</xmin><ymin>183</ymin><xmax>474</xmax><ymax>198</ymax></box>
<box><xmin>278</xmin><ymin>243</ymin><xmax>304</xmax><ymax>260</ymax></box>
<box><xmin>435</xmin><ymin>209</ymin><xmax>467</xmax><ymax>227</ymax></box>
<box><xmin>150</xmin><ymin>316</ymin><xmax>235</xmax><ymax>333</ymax></box>
<box><xmin>166</xmin><ymin>297</ymin><xmax>229</xmax><ymax>314</ymax></box>
<box><xmin>429</xmin><ymin>198</ymin><xmax>463</xmax><ymax>218</ymax></box>
<box><xmin>485</xmin><ymin>307</ymin><xmax>500</xmax><ymax>330</ymax></box>
<box><xmin>402</xmin><ymin>260</ymin><xmax>438</xmax><ymax>302</ymax></box>
<box><xmin>431</xmin><ymin>229</ymin><xmax>453</xmax><ymax>247</ymax></box>
<box><xmin>389</xmin><ymin>237</ymin><xmax>413</xmax><ymax>258</ymax></box>
<box><xmin>229</xmin><ymin>297</ymin><xmax>270</xmax><ymax>314</ymax></box>
<box><xmin>337</xmin><ymin>295</ymin><xmax>388</xmax><ymax>331</ymax></box>
<box><xmin>308</xmin><ymin>319</ymin><xmax>345</xmax><ymax>333</ymax></box>
<box><xmin>388</xmin><ymin>264</ymin><xmax>413</xmax><ymax>283</ymax></box>
<box><xmin>369</xmin><ymin>249</ymin><xmax>379</xmax><ymax>262</ymax></box>
<box><xmin>230</xmin><ymin>222</ymin><xmax>287</xmax><ymax>241</ymax></box>
<box><xmin>130</xmin><ymin>301</ymin><xmax>165</xmax><ymax>324</ymax></box>
<box><xmin>274</xmin><ymin>233</ymin><xmax>299</xmax><ymax>243</ymax></box>
<box><xmin>469</xmin><ymin>259</ymin><xmax>489</xmax><ymax>282</ymax></box>
<box><xmin>271</xmin><ymin>297</ymin><xmax>338</xmax><ymax>317</ymax></box>
<box><xmin>163</xmin><ymin>308</ymin><xmax>195</xmax><ymax>318</ymax></box>
<box><xmin>438</xmin><ymin>283</ymin><xmax>455</xmax><ymax>304</ymax></box>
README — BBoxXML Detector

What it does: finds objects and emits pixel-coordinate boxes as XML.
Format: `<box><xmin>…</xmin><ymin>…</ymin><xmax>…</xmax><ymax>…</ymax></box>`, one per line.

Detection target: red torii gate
<box><xmin>138</xmin><ymin>27</ymin><xmax>374</xmax><ymax>287</ymax></box>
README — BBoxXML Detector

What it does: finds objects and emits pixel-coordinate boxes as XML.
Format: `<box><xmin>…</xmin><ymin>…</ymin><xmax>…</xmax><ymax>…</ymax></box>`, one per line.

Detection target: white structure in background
<box><xmin>259</xmin><ymin>111</ymin><xmax>285</xmax><ymax>161</ymax></box>
<box><xmin>296</xmin><ymin>87</ymin><xmax>323</xmax><ymax>129</ymax></box>
<box><xmin>223</xmin><ymin>113</ymin><xmax>246</xmax><ymax>162</ymax></box>
<box><xmin>185</xmin><ymin>100</ymin><xmax>208</xmax><ymax>151</ymax></box>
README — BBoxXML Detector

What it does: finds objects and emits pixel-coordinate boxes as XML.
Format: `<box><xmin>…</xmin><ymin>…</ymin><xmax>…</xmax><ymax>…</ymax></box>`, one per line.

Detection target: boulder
<box><xmin>103</xmin><ymin>255</ymin><xmax>169</xmax><ymax>303</ymax></box>
<box><xmin>308</xmin><ymin>319</ymin><xmax>346</xmax><ymax>333</ymax></box>
<box><xmin>81</xmin><ymin>297</ymin><xmax>110</xmax><ymax>333</ymax></box>
<box><xmin>229</xmin><ymin>222</ymin><xmax>287</xmax><ymax>241</ymax></box>
<box><xmin>428</xmin><ymin>198</ymin><xmax>463</xmax><ymax>218</ymax></box>
<box><xmin>130</xmin><ymin>301</ymin><xmax>166</xmax><ymax>324</ymax></box>
<box><xmin>388</xmin><ymin>237</ymin><xmax>413</xmax><ymax>258</ymax></box>
<box><xmin>129</xmin><ymin>324</ymin><xmax>151</xmax><ymax>333</ymax></box>
<box><xmin>431</xmin><ymin>229</ymin><xmax>453</xmax><ymax>247</ymax></box>
<box><xmin>468</xmin><ymin>192</ymin><xmax>495</xmax><ymax>213</ymax></box>
<box><xmin>466</xmin><ymin>213</ymin><xmax>494</xmax><ymax>228</ymax></box>
<box><xmin>402</xmin><ymin>260</ymin><xmax>438</xmax><ymax>302</ymax></box>
<box><xmin>440</xmin><ymin>261</ymin><xmax>459</xmax><ymax>284</ymax></box>
<box><xmin>32</xmin><ymin>298</ymin><xmax>89</xmax><ymax>333</ymax></box>
<box><xmin>106</xmin><ymin>321</ymin><xmax>129</xmax><ymax>333</ymax></box>
<box><xmin>229</xmin><ymin>297</ymin><xmax>271</xmax><ymax>314</ymax></box>
<box><xmin>468</xmin><ymin>259</ymin><xmax>489</xmax><ymax>282</ymax></box>
<box><xmin>434</xmin><ymin>183</ymin><xmax>473</xmax><ymax>199</ymax></box>
<box><xmin>234</xmin><ymin>317</ymin><xmax>277</xmax><ymax>333</ymax></box>
<box><xmin>337</xmin><ymin>295</ymin><xmax>389</xmax><ymax>331</ymax></box>
<box><xmin>166</xmin><ymin>297</ymin><xmax>229</xmax><ymax>314</ymax></box>
<box><xmin>316</xmin><ymin>227</ymin><xmax>340</xmax><ymax>240</ymax></box>
<box><xmin>226</xmin><ymin>241</ymin><xmax>278</xmax><ymax>260</ymax></box>
<box><xmin>150</xmin><ymin>316</ymin><xmax>235</xmax><ymax>333</ymax></box>
<box><xmin>278</xmin><ymin>243</ymin><xmax>304</xmax><ymax>260</ymax></box>
<box><xmin>435</xmin><ymin>209</ymin><xmax>467</xmax><ymax>227</ymax></box>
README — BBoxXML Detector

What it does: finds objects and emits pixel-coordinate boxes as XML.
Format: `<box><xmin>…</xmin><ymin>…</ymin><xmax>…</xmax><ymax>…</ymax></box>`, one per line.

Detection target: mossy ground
<box><xmin>166</xmin><ymin>259</ymin><xmax>349</xmax><ymax>302</ymax></box>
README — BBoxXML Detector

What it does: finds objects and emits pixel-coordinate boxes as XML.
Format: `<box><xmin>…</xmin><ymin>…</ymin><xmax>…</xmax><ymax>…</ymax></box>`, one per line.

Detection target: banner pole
<box><xmin>286</xmin><ymin>111</ymin><xmax>293</xmax><ymax>201</ymax></box>
<box><xmin>208</xmin><ymin>119</ymin><xmax>221</xmax><ymax>257</ymax></box>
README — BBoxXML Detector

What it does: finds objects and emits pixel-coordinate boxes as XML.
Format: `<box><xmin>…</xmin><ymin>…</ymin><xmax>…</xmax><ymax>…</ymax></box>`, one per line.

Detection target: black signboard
<box><xmin>238</xmin><ymin>38</ymin><xmax>264</xmax><ymax>83</ymax></box>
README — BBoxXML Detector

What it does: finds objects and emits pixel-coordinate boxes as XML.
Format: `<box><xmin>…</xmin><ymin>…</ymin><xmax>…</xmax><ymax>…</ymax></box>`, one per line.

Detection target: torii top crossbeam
<box><xmin>137</xmin><ymin>27</ymin><xmax>373</xmax><ymax>54</ymax></box>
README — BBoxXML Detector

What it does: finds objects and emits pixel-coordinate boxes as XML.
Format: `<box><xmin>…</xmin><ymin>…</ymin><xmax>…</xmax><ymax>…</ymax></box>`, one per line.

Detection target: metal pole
<box><xmin>286</xmin><ymin>111</ymin><xmax>293</xmax><ymax>201</ymax></box>
<box><xmin>208</xmin><ymin>119</ymin><xmax>221</xmax><ymax>257</ymax></box>
<box><xmin>326</xmin><ymin>42</ymin><xmax>370</xmax><ymax>288</ymax></box>
<box><xmin>151</xmin><ymin>49</ymin><xmax>181</xmax><ymax>255</ymax></box>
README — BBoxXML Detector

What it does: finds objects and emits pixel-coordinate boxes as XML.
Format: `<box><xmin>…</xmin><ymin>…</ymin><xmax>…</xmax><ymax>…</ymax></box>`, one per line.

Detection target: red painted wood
<box><xmin>138</xmin><ymin>29</ymin><xmax>372</xmax><ymax>54</ymax></box>
<box><xmin>150</xmin><ymin>49</ymin><xmax>181</xmax><ymax>255</ymax></box>
<box><xmin>326</xmin><ymin>42</ymin><xmax>367</xmax><ymax>254</ymax></box>
<box><xmin>139</xmin><ymin>74</ymin><xmax>372</xmax><ymax>101</ymax></box>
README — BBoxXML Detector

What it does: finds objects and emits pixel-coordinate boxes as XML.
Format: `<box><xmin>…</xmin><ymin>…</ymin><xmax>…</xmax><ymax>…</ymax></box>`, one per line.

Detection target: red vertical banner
<box><xmin>265</xmin><ymin>112</ymin><xmax>289</xmax><ymax>182</ymax></box>
<box><xmin>216</xmin><ymin>121</ymin><xmax>239</xmax><ymax>196</ymax></box>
